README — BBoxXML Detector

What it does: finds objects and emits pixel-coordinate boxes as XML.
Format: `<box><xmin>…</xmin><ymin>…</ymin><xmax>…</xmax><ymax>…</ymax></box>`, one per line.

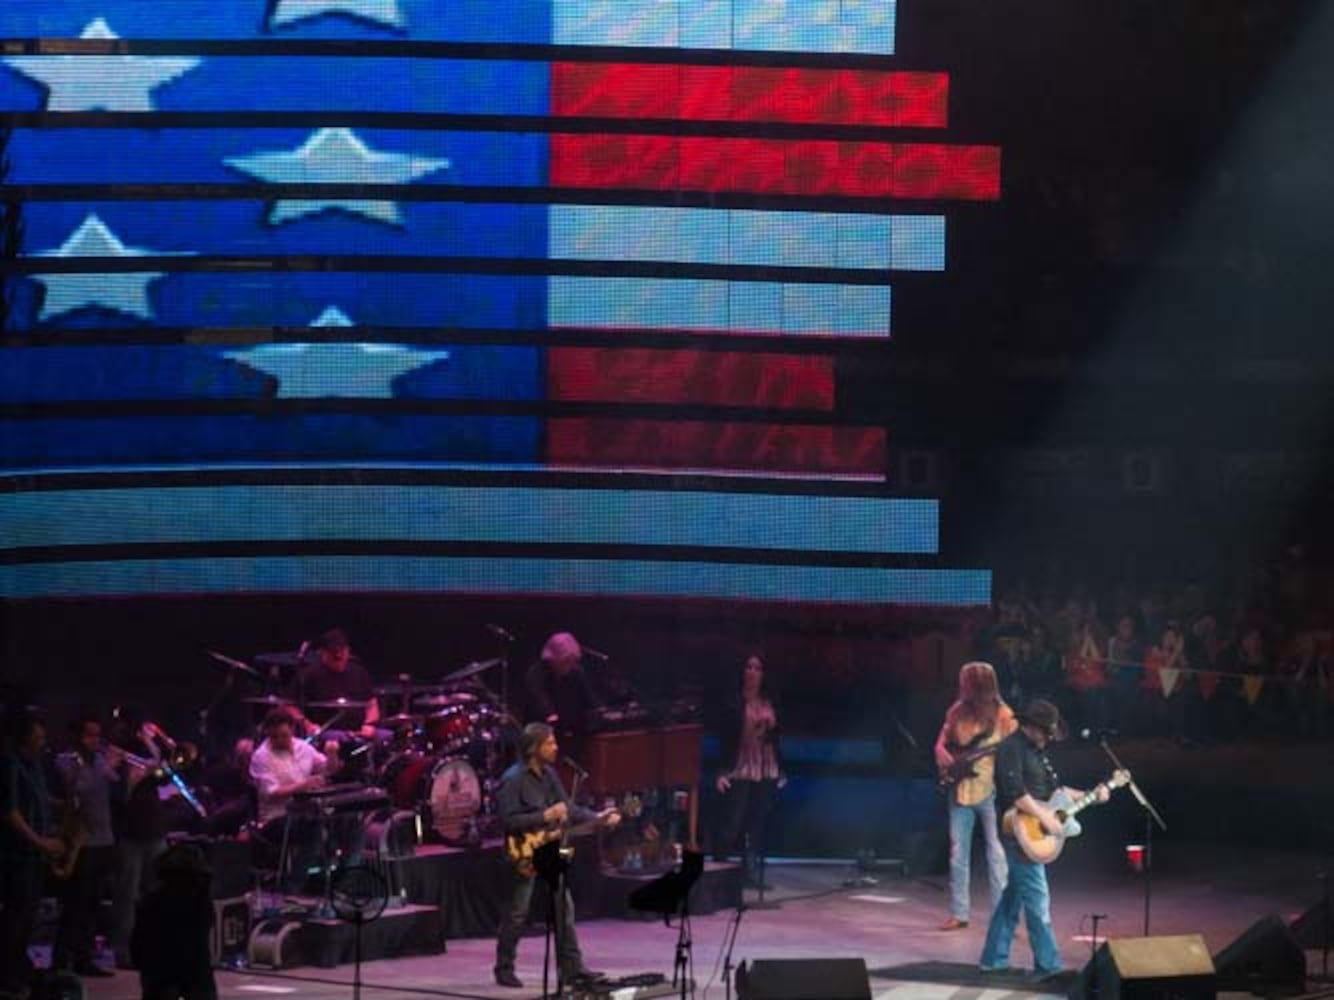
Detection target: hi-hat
<box><xmin>380</xmin><ymin>713</ymin><xmax>423</xmax><ymax>727</ymax></box>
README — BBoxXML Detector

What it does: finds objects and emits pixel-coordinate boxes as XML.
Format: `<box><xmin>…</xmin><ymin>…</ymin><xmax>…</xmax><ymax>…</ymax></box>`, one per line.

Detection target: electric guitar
<box><xmin>505</xmin><ymin>811</ymin><xmax>618</xmax><ymax>877</ymax></box>
<box><xmin>937</xmin><ymin>743</ymin><xmax>1002</xmax><ymax>793</ymax></box>
<box><xmin>1003</xmin><ymin>769</ymin><xmax>1131</xmax><ymax>864</ymax></box>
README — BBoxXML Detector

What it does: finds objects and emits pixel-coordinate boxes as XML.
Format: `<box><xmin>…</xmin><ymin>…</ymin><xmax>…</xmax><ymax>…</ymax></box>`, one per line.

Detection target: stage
<box><xmin>77</xmin><ymin>838</ymin><xmax>1329</xmax><ymax>1000</ymax></box>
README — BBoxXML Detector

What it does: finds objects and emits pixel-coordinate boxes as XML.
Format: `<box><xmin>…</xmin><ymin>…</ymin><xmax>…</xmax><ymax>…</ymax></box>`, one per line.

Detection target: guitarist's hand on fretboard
<box><xmin>598</xmin><ymin>807</ymin><xmax>622</xmax><ymax>830</ymax></box>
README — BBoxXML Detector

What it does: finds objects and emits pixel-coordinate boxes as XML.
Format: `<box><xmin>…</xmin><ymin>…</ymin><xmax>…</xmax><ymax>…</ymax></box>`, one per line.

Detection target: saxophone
<box><xmin>48</xmin><ymin>758</ymin><xmax>88</xmax><ymax>879</ymax></box>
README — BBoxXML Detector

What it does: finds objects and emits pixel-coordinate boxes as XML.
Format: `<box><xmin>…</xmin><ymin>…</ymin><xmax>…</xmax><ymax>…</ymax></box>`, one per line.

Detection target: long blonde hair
<box><xmin>949</xmin><ymin>660</ymin><xmax>1004</xmax><ymax>733</ymax></box>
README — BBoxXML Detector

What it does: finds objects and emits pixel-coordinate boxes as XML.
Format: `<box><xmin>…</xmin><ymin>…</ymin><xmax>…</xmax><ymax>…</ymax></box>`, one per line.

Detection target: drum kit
<box><xmin>213</xmin><ymin>649</ymin><xmax>518</xmax><ymax>845</ymax></box>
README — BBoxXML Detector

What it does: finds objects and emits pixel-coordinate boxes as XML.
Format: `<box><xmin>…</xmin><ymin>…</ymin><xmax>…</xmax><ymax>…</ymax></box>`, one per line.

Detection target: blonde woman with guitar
<box><xmin>978</xmin><ymin>700</ymin><xmax>1115</xmax><ymax>979</ymax></box>
<box><xmin>934</xmin><ymin>661</ymin><xmax>1017</xmax><ymax>930</ymax></box>
<box><xmin>494</xmin><ymin>722</ymin><xmax>619</xmax><ymax>990</ymax></box>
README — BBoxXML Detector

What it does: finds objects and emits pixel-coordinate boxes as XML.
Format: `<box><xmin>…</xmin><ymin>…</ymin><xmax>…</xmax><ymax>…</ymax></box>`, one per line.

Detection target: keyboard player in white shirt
<box><xmin>249</xmin><ymin>709</ymin><xmax>337</xmax><ymax>825</ymax></box>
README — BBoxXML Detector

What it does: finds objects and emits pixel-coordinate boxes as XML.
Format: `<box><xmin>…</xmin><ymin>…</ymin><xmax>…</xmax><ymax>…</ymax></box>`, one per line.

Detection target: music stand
<box><xmin>628</xmin><ymin>850</ymin><xmax>704</xmax><ymax>1000</ymax></box>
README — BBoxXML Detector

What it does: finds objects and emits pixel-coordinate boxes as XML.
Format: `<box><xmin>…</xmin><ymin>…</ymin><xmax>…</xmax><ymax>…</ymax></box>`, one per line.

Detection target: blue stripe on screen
<box><xmin>0</xmin><ymin>558</ymin><xmax>990</xmax><ymax>604</ymax></box>
<box><xmin>18</xmin><ymin>274</ymin><xmax>546</xmax><ymax>330</ymax></box>
<box><xmin>0</xmin><ymin>58</ymin><xmax>549</xmax><ymax>113</ymax></box>
<box><xmin>0</xmin><ymin>486</ymin><xmax>939</xmax><ymax>553</ymax></box>
<box><xmin>0</xmin><ymin>416</ymin><xmax>542</xmax><ymax>467</ymax></box>
<box><xmin>5</xmin><ymin>129</ymin><xmax>540</xmax><ymax>185</ymax></box>
<box><xmin>0</xmin><ymin>1</ymin><xmax>554</xmax><ymax>43</ymax></box>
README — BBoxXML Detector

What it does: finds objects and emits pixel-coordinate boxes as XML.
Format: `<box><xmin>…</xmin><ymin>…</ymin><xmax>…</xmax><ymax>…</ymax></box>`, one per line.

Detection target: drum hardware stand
<box><xmin>1096</xmin><ymin>736</ymin><xmax>1165</xmax><ymax>934</ymax></box>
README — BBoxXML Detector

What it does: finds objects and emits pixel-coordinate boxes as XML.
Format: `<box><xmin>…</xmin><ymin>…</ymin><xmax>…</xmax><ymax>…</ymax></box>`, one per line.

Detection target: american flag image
<box><xmin>0</xmin><ymin>1</ymin><xmax>997</xmax><ymax>604</ymax></box>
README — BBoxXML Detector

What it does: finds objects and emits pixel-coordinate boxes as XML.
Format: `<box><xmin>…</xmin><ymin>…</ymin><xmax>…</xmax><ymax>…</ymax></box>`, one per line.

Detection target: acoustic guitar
<box><xmin>1002</xmin><ymin>769</ymin><xmax>1131</xmax><ymax>864</ymax></box>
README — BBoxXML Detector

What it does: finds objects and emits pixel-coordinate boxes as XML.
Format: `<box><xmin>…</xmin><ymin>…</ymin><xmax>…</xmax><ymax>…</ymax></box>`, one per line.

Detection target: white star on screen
<box><xmin>222</xmin><ymin>343</ymin><xmax>451</xmax><ymax>398</ymax></box>
<box><xmin>3</xmin><ymin>18</ymin><xmax>200</xmax><ymax>112</ymax></box>
<box><xmin>310</xmin><ymin>305</ymin><xmax>356</xmax><ymax>327</ymax></box>
<box><xmin>269</xmin><ymin>0</ymin><xmax>407</xmax><ymax>31</ymax></box>
<box><xmin>30</xmin><ymin>215</ymin><xmax>189</xmax><ymax>321</ymax></box>
<box><xmin>224</xmin><ymin>128</ymin><xmax>451</xmax><ymax>226</ymax></box>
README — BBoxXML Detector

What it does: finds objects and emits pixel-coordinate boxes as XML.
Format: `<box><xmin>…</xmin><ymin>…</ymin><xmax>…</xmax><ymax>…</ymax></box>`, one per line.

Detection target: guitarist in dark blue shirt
<box><xmin>494</xmin><ymin>722</ymin><xmax>618</xmax><ymax>990</ymax></box>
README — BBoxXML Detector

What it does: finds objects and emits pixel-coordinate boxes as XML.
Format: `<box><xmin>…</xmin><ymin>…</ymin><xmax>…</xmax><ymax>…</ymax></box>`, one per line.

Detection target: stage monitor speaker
<box><xmin>1068</xmin><ymin>934</ymin><xmax>1215</xmax><ymax>1000</ymax></box>
<box><xmin>1213</xmin><ymin>914</ymin><xmax>1305</xmax><ymax>995</ymax></box>
<box><xmin>736</xmin><ymin>958</ymin><xmax>871</xmax><ymax>1000</ymax></box>
<box><xmin>1289</xmin><ymin>893</ymin><xmax>1331</xmax><ymax>949</ymax></box>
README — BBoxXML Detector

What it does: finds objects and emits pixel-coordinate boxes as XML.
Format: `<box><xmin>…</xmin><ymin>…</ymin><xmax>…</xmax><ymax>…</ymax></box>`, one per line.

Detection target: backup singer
<box><xmin>979</xmin><ymin>700</ymin><xmax>1108</xmax><ymax>977</ymax></box>
<box><xmin>493</xmin><ymin>722</ymin><xmax>619</xmax><ymax>990</ymax></box>
<box><xmin>934</xmin><ymin>662</ymin><xmax>1016</xmax><ymax>930</ymax></box>
<box><xmin>713</xmin><ymin>654</ymin><xmax>785</xmax><ymax>889</ymax></box>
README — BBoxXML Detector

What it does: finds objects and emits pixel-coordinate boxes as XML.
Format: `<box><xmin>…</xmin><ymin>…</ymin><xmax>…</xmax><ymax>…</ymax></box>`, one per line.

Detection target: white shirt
<box><xmin>249</xmin><ymin>738</ymin><xmax>328</xmax><ymax>824</ymax></box>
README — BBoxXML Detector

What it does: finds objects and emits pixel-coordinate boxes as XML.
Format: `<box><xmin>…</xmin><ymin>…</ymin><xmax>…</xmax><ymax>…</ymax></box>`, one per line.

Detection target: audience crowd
<box><xmin>971</xmin><ymin>554</ymin><xmax>1334</xmax><ymax>742</ymax></box>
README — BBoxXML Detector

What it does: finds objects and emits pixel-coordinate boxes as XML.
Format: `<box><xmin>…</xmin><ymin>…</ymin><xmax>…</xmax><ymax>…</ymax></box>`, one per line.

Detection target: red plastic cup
<box><xmin>1125</xmin><ymin>843</ymin><xmax>1145</xmax><ymax>872</ymax></box>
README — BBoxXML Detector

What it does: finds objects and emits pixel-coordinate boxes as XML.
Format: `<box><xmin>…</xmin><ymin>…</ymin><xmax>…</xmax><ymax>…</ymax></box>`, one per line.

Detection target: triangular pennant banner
<box><xmin>1243</xmin><ymin>675</ymin><xmax>1264</xmax><ymax>706</ymax></box>
<box><xmin>1159</xmin><ymin>667</ymin><xmax>1180</xmax><ymax>698</ymax></box>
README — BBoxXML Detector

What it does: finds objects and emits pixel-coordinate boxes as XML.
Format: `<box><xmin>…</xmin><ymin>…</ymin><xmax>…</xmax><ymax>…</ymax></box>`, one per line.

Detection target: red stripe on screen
<box><xmin>547</xmin><ymin>348</ymin><xmax>836</xmax><ymax>408</ymax></box>
<box><xmin>551</xmin><ymin>64</ymin><xmax>949</xmax><ymax>128</ymax></box>
<box><xmin>547</xmin><ymin>419</ymin><xmax>886</xmax><ymax>477</ymax></box>
<box><xmin>550</xmin><ymin>135</ymin><xmax>1001</xmax><ymax>200</ymax></box>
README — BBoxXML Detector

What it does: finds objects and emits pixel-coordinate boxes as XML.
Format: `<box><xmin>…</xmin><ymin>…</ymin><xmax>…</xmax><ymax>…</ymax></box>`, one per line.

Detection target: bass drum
<box><xmin>426</xmin><ymin>757</ymin><xmax>482</xmax><ymax>842</ymax></box>
<box><xmin>380</xmin><ymin>750</ymin><xmax>432</xmax><ymax>810</ymax></box>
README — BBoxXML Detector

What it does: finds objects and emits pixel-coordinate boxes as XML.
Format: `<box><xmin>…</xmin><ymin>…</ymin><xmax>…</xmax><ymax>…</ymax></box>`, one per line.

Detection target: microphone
<box><xmin>485</xmin><ymin>623</ymin><xmax>516</xmax><ymax>643</ymax></box>
<box><xmin>1079</xmin><ymin>727</ymin><xmax>1120</xmax><ymax>741</ymax></box>
<box><xmin>563</xmin><ymin>755</ymin><xmax>589</xmax><ymax>778</ymax></box>
<box><xmin>581</xmin><ymin>645</ymin><xmax>610</xmax><ymax>663</ymax></box>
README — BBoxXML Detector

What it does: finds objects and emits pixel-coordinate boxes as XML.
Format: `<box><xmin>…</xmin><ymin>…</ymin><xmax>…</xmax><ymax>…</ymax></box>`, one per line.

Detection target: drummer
<box><xmin>288</xmin><ymin>628</ymin><xmax>382</xmax><ymax>744</ymax></box>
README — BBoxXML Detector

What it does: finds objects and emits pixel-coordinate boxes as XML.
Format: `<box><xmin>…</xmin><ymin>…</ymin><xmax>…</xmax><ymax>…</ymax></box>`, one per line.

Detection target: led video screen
<box><xmin>0</xmin><ymin>1</ymin><xmax>995</xmax><ymax>604</ymax></box>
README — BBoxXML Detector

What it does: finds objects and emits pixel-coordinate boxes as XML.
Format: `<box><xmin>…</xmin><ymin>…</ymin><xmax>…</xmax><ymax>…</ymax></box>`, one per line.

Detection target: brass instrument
<box><xmin>111</xmin><ymin>723</ymin><xmax>209</xmax><ymax>820</ymax></box>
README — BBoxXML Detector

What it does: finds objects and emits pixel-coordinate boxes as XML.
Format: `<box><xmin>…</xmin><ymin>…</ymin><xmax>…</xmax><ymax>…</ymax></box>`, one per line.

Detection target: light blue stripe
<box><xmin>548</xmin><ymin>278</ymin><xmax>890</xmax><ymax>336</ymax></box>
<box><xmin>0</xmin><ymin>558</ymin><xmax>989</xmax><ymax>604</ymax></box>
<box><xmin>549</xmin><ymin>208</ymin><xmax>944</xmax><ymax>272</ymax></box>
<box><xmin>0</xmin><ymin>486</ymin><xmax>938</xmax><ymax>553</ymax></box>
<box><xmin>552</xmin><ymin>0</ymin><xmax>896</xmax><ymax>55</ymax></box>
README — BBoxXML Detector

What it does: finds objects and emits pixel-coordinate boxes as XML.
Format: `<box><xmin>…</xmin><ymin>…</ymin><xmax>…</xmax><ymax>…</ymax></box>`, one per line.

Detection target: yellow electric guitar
<box><xmin>505</xmin><ymin>810</ymin><xmax>619</xmax><ymax>877</ymax></box>
<box><xmin>1003</xmin><ymin>769</ymin><xmax>1131</xmax><ymax>864</ymax></box>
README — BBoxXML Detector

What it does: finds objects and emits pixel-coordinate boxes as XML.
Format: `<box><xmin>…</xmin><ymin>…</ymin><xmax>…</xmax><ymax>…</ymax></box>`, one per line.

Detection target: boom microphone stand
<box><xmin>1096</xmin><ymin>736</ymin><xmax>1166</xmax><ymax>934</ymax></box>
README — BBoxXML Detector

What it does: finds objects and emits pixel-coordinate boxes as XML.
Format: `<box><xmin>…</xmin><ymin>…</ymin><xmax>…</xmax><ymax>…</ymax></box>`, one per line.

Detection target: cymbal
<box><xmin>242</xmin><ymin>694</ymin><xmax>289</xmax><ymax>706</ymax></box>
<box><xmin>374</xmin><ymin>682</ymin><xmax>447</xmax><ymax>697</ymax></box>
<box><xmin>205</xmin><ymin>649</ymin><xmax>262</xmax><ymax>679</ymax></box>
<box><xmin>442</xmin><ymin>657</ymin><xmax>504</xmax><ymax>683</ymax></box>
<box><xmin>307</xmin><ymin>697</ymin><xmax>370</xmax><ymax>709</ymax></box>
<box><xmin>380</xmin><ymin>713</ymin><xmax>423</xmax><ymax>726</ymax></box>
<box><xmin>255</xmin><ymin>651</ymin><xmax>305</xmax><ymax>667</ymax></box>
<box><xmin>412</xmin><ymin>692</ymin><xmax>477</xmax><ymax>708</ymax></box>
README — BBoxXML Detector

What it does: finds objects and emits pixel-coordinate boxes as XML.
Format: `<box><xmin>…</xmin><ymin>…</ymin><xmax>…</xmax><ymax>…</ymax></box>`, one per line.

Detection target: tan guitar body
<box><xmin>505</xmin><ymin>827</ymin><xmax>574</xmax><ymax>878</ymax></box>
<box><xmin>1002</xmin><ymin>809</ymin><xmax>1066</xmax><ymax>864</ymax></box>
<box><xmin>1002</xmin><ymin>770</ymin><xmax>1131</xmax><ymax>865</ymax></box>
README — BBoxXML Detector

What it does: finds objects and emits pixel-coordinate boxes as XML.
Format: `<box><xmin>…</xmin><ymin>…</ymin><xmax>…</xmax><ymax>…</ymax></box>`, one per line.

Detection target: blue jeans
<box><xmin>947</xmin><ymin>794</ymin><xmax>1006</xmax><ymax>922</ymax></box>
<box><xmin>979</xmin><ymin>840</ymin><xmax>1062</xmax><ymax>974</ymax></box>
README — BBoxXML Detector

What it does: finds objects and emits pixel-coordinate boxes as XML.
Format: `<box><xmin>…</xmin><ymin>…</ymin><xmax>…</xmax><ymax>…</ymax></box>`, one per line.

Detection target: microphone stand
<box><xmin>720</xmin><ymin>903</ymin><xmax>746</xmax><ymax>1000</ymax></box>
<box><xmin>1097</xmin><ymin>737</ymin><xmax>1166</xmax><ymax>934</ymax></box>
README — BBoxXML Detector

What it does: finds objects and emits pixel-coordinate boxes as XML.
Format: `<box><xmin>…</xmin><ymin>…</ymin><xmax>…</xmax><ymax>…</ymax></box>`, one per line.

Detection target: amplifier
<box><xmin>210</xmin><ymin>897</ymin><xmax>251</xmax><ymax>967</ymax></box>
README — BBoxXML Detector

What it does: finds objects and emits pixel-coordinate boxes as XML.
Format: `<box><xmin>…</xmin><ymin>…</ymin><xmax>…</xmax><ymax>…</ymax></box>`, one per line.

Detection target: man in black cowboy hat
<box><xmin>978</xmin><ymin>699</ymin><xmax>1108</xmax><ymax>978</ymax></box>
